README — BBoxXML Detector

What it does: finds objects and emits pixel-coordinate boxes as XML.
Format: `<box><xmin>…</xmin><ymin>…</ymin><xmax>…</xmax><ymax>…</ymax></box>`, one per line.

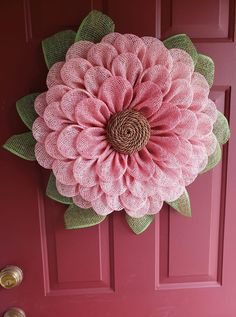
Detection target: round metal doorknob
<box><xmin>3</xmin><ymin>308</ymin><xmax>26</xmax><ymax>317</ymax></box>
<box><xmin>0</xmin><ymin>266</ymin><xmax>23</xmax><ymax>289</ymax></box>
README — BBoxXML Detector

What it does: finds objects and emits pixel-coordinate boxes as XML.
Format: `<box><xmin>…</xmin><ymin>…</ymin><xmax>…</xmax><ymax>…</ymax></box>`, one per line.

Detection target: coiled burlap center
<box><xmin>106</xmin><ymin>110</ymin><xmax>151</xmax><ymax>154</ymax></box>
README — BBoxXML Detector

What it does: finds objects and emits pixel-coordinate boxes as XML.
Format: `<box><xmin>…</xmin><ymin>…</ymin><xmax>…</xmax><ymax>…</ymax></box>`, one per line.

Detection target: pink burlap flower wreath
<box><xmin>4</xmin><ymin>11</ymin><xmax>230</xmax><ymax>234</ymax></box>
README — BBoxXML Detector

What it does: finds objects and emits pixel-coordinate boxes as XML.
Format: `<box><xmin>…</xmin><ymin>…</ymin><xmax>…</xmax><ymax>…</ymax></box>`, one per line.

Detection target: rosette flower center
<box><xmin>106</xmin><ymin>109</ymin><xmax>151</xmax><ymax>154</ymax></box>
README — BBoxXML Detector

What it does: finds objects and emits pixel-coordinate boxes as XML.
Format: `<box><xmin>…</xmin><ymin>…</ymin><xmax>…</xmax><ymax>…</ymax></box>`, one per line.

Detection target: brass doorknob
<box><xmin>0</xmin><ymin>266</ymin><xmax>23</xmax><ymax>289</ymax></box>
<box><xmin>3</xmin><ymin>308</ymin><xmax>26</xmax><ymax>317</ymax></box>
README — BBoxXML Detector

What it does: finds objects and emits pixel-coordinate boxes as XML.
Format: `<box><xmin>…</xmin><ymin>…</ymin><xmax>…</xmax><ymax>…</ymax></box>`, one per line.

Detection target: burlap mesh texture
<box><xmin>42</xmin><ymin>30</ymin><xmax>76</xmax><ymax>69</ymax></box>
<box><xmin>167</xmin><ymin>189</ymin><xmax>191</xmax><ymax>216</ymax></box>
<box><xmin>3</xmin><ymin>132</ymin><xmax>36</xmax><ymax>161</ymax></box>
<box><xmin>106</xmin><ymin>110</ymin><xmax>151</xmax><ymax>154</ymax></box>
<box><xmin>64</xmin><ymin>204</ymin><xmax>106</xmax><ymax>229</ymax></box>
<box><xmin>16</xmin><ymin>93</ymin><xmax>39</xmax><ymax>130</ymax></box>
<box><xmin>75</xmin><ymin>10</ymin><xmax>115</xmax><ymax>43</ymax></box>
<box><xmin>125</xmin><ymin>214</ymin><xmax>155</xmax><ymax>234</ymax></box>
<box><xmin>213</xmin><ymin>111</ymin><xmax>230</xmax><ymax>144</ymax></box>
<box><xmin>46</xmin><ymin>173</ymin><xmax>72</xmax><ymax>205</ymax></box>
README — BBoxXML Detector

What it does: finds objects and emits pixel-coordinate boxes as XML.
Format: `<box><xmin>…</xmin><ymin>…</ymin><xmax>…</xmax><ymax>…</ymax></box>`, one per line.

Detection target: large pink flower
<box><xmin>32</xmin><ymin>33</ymin><xmax>218</xmax><ymax>217</ymax></box>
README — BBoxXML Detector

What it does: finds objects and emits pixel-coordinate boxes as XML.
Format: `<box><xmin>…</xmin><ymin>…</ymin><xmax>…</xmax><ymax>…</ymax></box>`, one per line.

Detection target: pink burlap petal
<box><xmin>46</xmin><ymin>85</ymin><xmax>70</xmax><ymax>104</ymax></box>
<box><xmin>140</xmin><ymin>65</ymin><xmax>171</xmax><ymax>95</ymax></box>
<box><xmin>32</xmin><ymin>117</ymin><xmax>51</xmax><ymax>143</ymax></box>
<box><xmin>96</xmin><ymin>150</ymin><xmax>128</xmax><ymax>181</ymax></box>
<box><xmin>91</xmin><ymin>194</ymin><xmax>114</xmax><ymax>215</ymax></box>
<box><xmin>73</xmin><ymin>157</ymin><xmax>98</xmax><ymax>187</ymax></box>
<box><xmin>148</xmin><ymin>195</ymin><xmax>163</xmax><ymax>215</ymax></box>
<box><xmin>113</xmin><ymin>33</ymin><xmax>146</xmax><ymax>60</ymax></box>
<box><xmin>61</xmin><ymin>88</ymin><xmax>90</xmax><ymax>121</ymax></box>
<box><xmin>45</xmin><ymin>131</ymin><xmax>65</xmax><ymax>160</ymax></box>
<box><xmin>73</xmin><ymin>194</ymin><xmax>92</xmax><ymax>208</ymax></box>
<box><xmin>35</xmin><ymin>142</ymin><xmax>54</xmax><ymax>169</ymax></box>
<box><xmin>75</xmin><ymin>98</ymin><xmax>110</xmax><ymax>128</ymax></box>
<box><xmin>66</xmin><ymin>41</ymin><xmax>94</xmax><ymax>61</ymax></box>
<box><xmin>189</xmin><ymin>72</ymin><xmax>209</xmax><ymax>112</ymax></box>
<box><xmin>125</xmin><ymin>175</ymin><xmax>146</xmax><ymax>197</ymax></box>
<box><xmin>159</xmin><ymin>184</ymin><xmax>185</xmax><ymax>202</ymax></box>
<box><xmin>100</xmin><ymin>177</ymin><xmax>126</xmax><ymax>196</ymax></box>
<box><xmin>170</xmin><ymin>48</ymin><xmax>194</xmax><ymax>81</ymax></box>
<box><xmin>120</xmin><ymin>190</ymin><xmax>147</xmax><ymax>212</ymax></box>
<box><xmin>52</xmin><ymin>160</ymin><xmax>77</xmax><ymax>185</ymax></box>
<box><xmin>195</xmin><ymin>112</ymin><xmax>213</xmax><ymax>138</ymax></box>
<box><xmin>111</xmin><ymin>52</ymin><xmax>143</xmax><ymax>86</ymax></box>
<box><xmin>149</xmin><ymin>134</ymin><xmax>180</xmax><ymax>157</ymax></box>
<box><xmin>46</xmin><ymin>62</ymin><xmax>64</xmax><ymax>88</ymax></box>
<box><xmin>175</xmin><ymin>137</ymin><xmax>193</xmax><ymax>165</ymax></box>
<box><xmin>155</xmin><ymin>164</ymin><xmax>182</xmax><ymax>187</ymax></box>
<box><xmin>171</xmin><ymin>62</ymin><xmax>193</xmax><ymax>82</ymax></box>
<box><xmin>182</xmin><ymin>164</ymin><xmax>198</xmax><ymax>186</ymax></box>
<box><xmin>101</xmin><ymin>32</ymin><xmax>121</xmax><ymax>45</ymax></box>
<box><xmin>98</xmin><ymin>76</ymin><xmax>133</xmax><ymax>113</ymax></box>
<box><xmin>79</xmin><ymin>184</ymin><xmax>103</xmax><ymax>202</ymax></box>
<box><xmin>76</xmin><ymin>127</ymin><xmax>108</xmax><ymax>159</ymax></box>
<box><xmin>130</xmin><ymin>82</ymin><xmax>162</xmax><ymax>118</ymax></box>
<box><xmin>84</xmin><ymin>66</ymin><xmax>111</xmax><ymax>96</ymax></box>
<box><xmin>127</xmin><ymin>148</ymin><xmax>155</xmax><ymax>181</ymax></box>
<box><xmin>190</xmin><ymin>140</ymin><xmax>208</xmax><ymax>171</ymax></box>
<box><xmin>126</xmin><ymin>199</ymin><xmax>151</xmax><ymax>218</ymax></box>
<box><xmin>87</xmin><ymin>42</ymin><xmax>118</xmax><ymax>69</ymax></box>
<box><xmin>201</xmin><ymin>132</ymin><xmax>218</xmax><ymax>156</ymax></box>
<box><xmin>34</xmin><ymin>92</ymin><xmax>47</xmax><ymax>117</ymax></box>
<box><xmin>174</xmin><ymin>109</ymin><xmax>198</xmax><ymax>139</ymax></box>
<box><xmin>191</xmin><ymin>72</ymin><xmax>209</xmax><ymax>93</ymax></box>
<box><xmin>164</xmin><ymin>79</ymin><xmax>193</xmax><ymax>107</ymax></box>
<box><xmin>142</xmin><ymin>36</ymin><xmax>172</xmax><ymax>70</ymax></box>
<box><xmin>57</xmin><ymin>125</ymin><xmax>80</xmax><ymax>159</ymax></box>
<box><xmin>170</xmin><ymin>48</ymin><xmax>194</xmax><ymax>69</ymax></box>
<box><xmin>44</xmin><ymin>102</ymin><xmax>69</xmax><ymax>131</ymax></box>
<box><xmin>56</xmin><ymin>180</ymin><xmax>79</xmax><ymax>197</ymax></box>
<box><xmin>60</xmin><ymin>57</ymin><xmax>92</xmax><ymax>88</ymax></box>
<box><xmin>106</xmin><ymin>194</ymin><xmax>123</xmax><ymax>211</ymax></box>
<box><xmin>149</xmin><ymin>102</ymin><xmax>181</xmax><ymax>131</ymax></box>
<box><xmin>202</xmin><ymin>99</ymin><xmax>218</xmax><ymax>123</ymax></box>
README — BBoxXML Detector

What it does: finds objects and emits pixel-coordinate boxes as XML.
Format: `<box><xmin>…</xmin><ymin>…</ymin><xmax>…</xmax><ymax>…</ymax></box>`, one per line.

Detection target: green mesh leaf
<box><xmin>163</xmin><ymin>34</ymin><xmax>198</xmax><ymax>65</ymax></box>
<box><xmin>166</xmin><ymin>189</ymin><xmax>192</xmax><ymax>217</ymax></box>
<box><xmin>200</xmin><ymin>142</ymin><xmax>222</xmax><ymax>174</ymax></box>
<box><xmin>64</xmin><ymin>204</ymin><xmax>106</xmax><ymax>229</ymax></box>
<box><xmin>213</xmin><ymin>111</ymin><xmax>230</xmax><ymax>144</ymax></box>
<box><xmin>42</xmin><ymin>30</ymin><xmax>76</xmax><ymax>69</ymax></box>
<box><xmin>75</xmin><ymin>10</ymin><xmax>115</xmax><ymax>43</ymax></box>
<box><xmin>3</xmin><ymin>132</ymin><xmax>36</xmax><ymax>161</ymax></box>
<box><xmin>46</xmin><ymin>172</ymin><xmax>73</xmax><ymax>205</ymax></box>
<box><xmin>194</xmin><ymin>53</ymin><xmax>215</xmax><ymax>87</ymax></box>
<box><xmin>16</xmin><ymin>93</ymin><xmax>40</xmax><ymax>130</ymax></box>
<box><xmin>125</xmin><ymin>214</ymin><xmax>155</xmax><ymax>235</ymax></box>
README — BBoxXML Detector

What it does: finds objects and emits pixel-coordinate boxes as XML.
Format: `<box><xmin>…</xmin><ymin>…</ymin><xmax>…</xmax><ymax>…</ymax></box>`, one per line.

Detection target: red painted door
<box><xmin>1</xmin><ymin>1</ymin><xmax>235</xmax><ymax>316</ymax></box>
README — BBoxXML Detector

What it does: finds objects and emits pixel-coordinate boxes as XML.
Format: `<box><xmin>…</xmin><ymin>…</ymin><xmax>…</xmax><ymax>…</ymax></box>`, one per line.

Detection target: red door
<box><xmin>1</xmin><ymin>1</ymin><xmax>235</xmax><ymax>316</ymax></box>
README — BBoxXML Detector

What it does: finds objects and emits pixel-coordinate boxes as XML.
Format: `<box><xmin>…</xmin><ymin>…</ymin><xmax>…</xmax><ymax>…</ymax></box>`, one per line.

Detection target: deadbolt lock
<box><xmin>0</xmin><ymin>266</ymin><xmax>23</xmax><ymax>289</ymax></box>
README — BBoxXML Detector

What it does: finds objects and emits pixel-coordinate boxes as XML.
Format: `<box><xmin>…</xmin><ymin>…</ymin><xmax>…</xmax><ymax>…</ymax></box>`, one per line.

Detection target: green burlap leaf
<box><xmin>46</xmin><ymin>172</ymin><xmax>73</xmax><ymax>205</ymax></box>
<box><xmin>16</xmin><ymin>93</ymin><xmax>39</xmax><ymax>130</ymax></box>
<box><xmin>3</xmin><ymin>132</ymin><xmax>36</xmax><ymax>161</ymax></box>
<box><xmin>75</xmin><ymin>10</ymin><xmax>115</xmax><ymax>43</ymax></box>
<box><xmin>163</xmin><ymin>34</ymin><xmax>198</xmax><ymax>65</ymax></box>
<box><xmin>64</xmin><ymin>204</ymin><xmax>106</xmax><ymax>229</ymax></box>
<box><xmin>213</xmin><ymin>111</ymin><xmax>230</xmax><ymax>144</ymax></box>
<box><xmin>194</xmin><ymin>53</ymin><xmax>215</xmax><ymax>87</ymax></box>
<box><xmin>42</xmin><ymin>30</ymin><xmax>76</xmax><ymax>69</ymax></box>
<box><xmin>166</xmin><ymin>189</ymin><xmax>192</xmax><ymax>217</ymax></box>
<box><xmin>200</xmin><ymin>142</ymin><xmax>222</xmax><ymax>174</ymax></box>
<box><xmin>125</xmin><ymin>214</ymin><xmax>155</xmax><ymax>235</ymax></box>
